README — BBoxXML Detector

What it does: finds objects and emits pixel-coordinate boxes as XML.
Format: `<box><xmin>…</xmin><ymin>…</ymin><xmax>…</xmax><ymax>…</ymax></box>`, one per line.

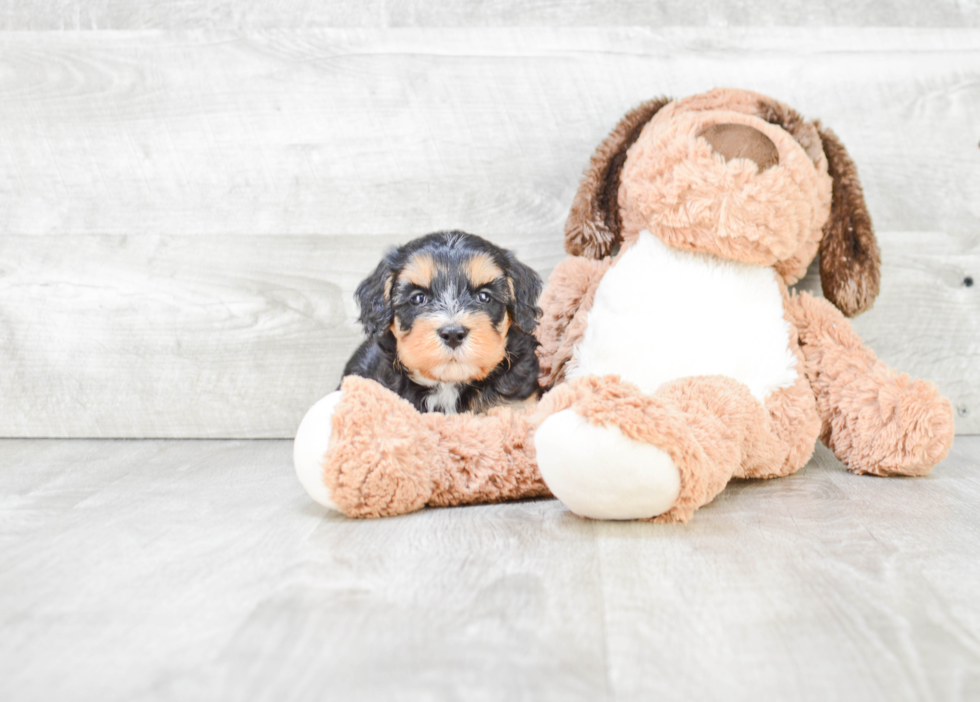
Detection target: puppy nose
<box><xmin>437</xmin><ymin>324</ymin><xmax>469</xmax><ymax>349</ymax></box>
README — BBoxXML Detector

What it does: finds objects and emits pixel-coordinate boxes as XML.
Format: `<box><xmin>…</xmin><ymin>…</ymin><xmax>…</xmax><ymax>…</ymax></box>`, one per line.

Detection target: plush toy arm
<box><xmin>422</xmin><ymin>405</ymin><xmax>550</xmax><ymax>508</ymax></box>
<box><xmin>294</xmin><ymin>376</ymin><xmax>549</xmax><ymax>518</ymax></box>
<box><xmin>786</xmin><ymin>292</ymin><xmax>955</xmax><ymax>476</ymax></box>
<box><xmin>536</xmin><ymin>255</ymin><xmax>612</xmax><ymax>386</ymax></box>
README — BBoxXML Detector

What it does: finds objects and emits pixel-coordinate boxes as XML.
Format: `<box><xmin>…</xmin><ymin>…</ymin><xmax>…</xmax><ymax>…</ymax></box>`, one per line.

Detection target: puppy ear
<box><xmin>816</xmin><ymin>123</ymin><xmax>881</xmax><ymax>317</ymax></box>
<box><xmin>505</xmin><ymin>253</ymin><xmax>543</xmax><ymax>333</ymax></box>
<box><xmin>354</xmin><ymin>257</ymin><xmax>395</xmax><ymax>338</ymax></box>
<box><xmin>565</xmin><ymin>97</ymin><xmax>672</xmax><ymax>259</ymax></box>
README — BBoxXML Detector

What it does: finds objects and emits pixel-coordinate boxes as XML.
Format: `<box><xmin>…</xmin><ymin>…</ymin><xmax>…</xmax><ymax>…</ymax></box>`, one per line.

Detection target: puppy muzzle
<box><xmin>437</xmin><ymin>324</ymin><xmax>469</xmax><ymax>349</ymax></box>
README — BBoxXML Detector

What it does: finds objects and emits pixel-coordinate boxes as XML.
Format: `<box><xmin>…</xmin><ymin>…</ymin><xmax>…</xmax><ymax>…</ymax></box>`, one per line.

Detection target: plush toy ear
<box><xmin>354</xmin><ymin>256</ymin><xmax>396</xmax><ymax>338</ymax></box>
<box><xmin>565</xmin><ymin>97</ymin><xmax>672</xmax><ymax>259</ymax></box>
<box><xmin>757</xmin><ymin>97</ymin><xmax>881</xmax><ymax>317</ymax></box>
<box><xmin>504</xmin><ymin>253</ymin><xmax>543</xmax><ymax>333</ymax></box>
<box><xmin>815</xmin><ymin>124</ymin><xmax>881</xmax><ymax>317</ymax></box>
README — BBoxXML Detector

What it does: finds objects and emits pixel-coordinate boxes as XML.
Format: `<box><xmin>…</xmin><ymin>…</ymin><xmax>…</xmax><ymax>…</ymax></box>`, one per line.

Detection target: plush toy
<box><xmin>295</xmin><ymin>88</ymin><xmax>955</xmax><ymax>522</ymax></box>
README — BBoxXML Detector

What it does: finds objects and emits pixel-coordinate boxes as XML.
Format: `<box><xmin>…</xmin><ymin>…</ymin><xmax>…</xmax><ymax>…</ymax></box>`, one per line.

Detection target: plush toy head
<box><xmin>564</xmin><ymin>88</ymin><xmax>880</xmax><ymax>316</ymax></box>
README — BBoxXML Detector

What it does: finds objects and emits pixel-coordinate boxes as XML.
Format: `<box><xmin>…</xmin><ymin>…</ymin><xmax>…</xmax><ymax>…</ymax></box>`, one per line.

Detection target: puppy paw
<box><xmin>535</xmin><ymin>409</ymin><xmax>681</xmax><ymax>520</ymax></box>
<box><xmin>294</xmin><ymin>391</ymin><xmax>345</xmax><ymax>510</ymax></box>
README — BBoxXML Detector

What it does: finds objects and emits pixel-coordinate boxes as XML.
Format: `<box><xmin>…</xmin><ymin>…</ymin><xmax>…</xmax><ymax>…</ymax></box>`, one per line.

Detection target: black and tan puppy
<box><xmin>343</xmin><ymin>231</ymin><xmax>543</xmax><ymax>413</ymax></box>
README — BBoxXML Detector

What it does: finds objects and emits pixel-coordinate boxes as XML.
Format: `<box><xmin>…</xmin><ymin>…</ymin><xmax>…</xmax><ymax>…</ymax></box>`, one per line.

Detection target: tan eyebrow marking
<box><xmin>466</xmin><ymin>253</ymin><xmax>504</xmax><ymax>288</ymax></box>
<box><xmin>399</xmin><ymin>253</ymin><xmax>438</xmax><ymax>288</ymax></box>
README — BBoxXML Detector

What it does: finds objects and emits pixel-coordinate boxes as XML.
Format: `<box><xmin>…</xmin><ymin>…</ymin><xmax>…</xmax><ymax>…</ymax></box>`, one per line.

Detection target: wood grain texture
<box><xmin>0</xmin><ymin>437</ymin><xmax>978</xmax><ymax>700</ymax></box>
<box><xmin>0</xmin><ymin>0</ymin><xmax>978</xmax><ymax>30</ymax></box>
<box><xmin>2</xmin><ymin>230</ymin><xmax>976</xmax><ymax>437</ymax></box>
<box><xmin>0</xmin><ymin>28</ymin><xmax>977</xmax><ymax>437</ymax></box>
<box><xmin>0</xmin><ymin>29</ymin><xmax>977</xmax><ymax>239</ymax></box>
<box><xmin>0</xmin><ymin>231</ymin><xmax>556</xmax><ymax>438</ymax></box>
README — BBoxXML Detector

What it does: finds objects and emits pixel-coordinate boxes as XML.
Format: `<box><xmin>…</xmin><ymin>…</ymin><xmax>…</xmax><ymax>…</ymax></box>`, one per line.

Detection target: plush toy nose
<box><xmin>698</xmin><ymin>123</ymin><xmax>779</xmax><ymax>171</ymax></box>
<box><xmin>438</xmin><ymin>324</ymin><xmax>469</xmax><ymax>349</ymax></box>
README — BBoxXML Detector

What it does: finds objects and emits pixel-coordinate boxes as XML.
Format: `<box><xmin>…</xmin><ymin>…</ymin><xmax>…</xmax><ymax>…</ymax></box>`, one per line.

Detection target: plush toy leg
<box><xmin>294</xmin><ymin>376</ymin><xmax>549</xmax><ymax>518</ymax></box>
<box><xmin>534</xmin><ymin>375</ymin><xmax>789</xmax><ymax>523</ymax></box>
<box><xmin>533</xmin><ymin>408</ymin><xmax>681</xmax><ymax>520</ymax></box>
<box><xmin>294</xmin><ymin>391</ymin><xmax>344</xmax><ymax>510</ymax></box>
<box><xmin>293</xmin><ymin>377</ymin><xmax>436</xmax><ymax>516</ymax></box>
<box><xmin>787</xmin><ymin>292</ymin><xmax>955</xmax><ymax>476</ymax></box>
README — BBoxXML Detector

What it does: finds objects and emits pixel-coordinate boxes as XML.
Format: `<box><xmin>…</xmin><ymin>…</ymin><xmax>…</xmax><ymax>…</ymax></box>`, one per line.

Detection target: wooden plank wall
<box><xmin>0</xmin><ymin>10</ymin><xmax>977</xmax><ymax>437</ymax></box>
<box><xmin>1</xmin><ymin>1</ymin><xmax>978</xmax><ymax>29</ymax></box>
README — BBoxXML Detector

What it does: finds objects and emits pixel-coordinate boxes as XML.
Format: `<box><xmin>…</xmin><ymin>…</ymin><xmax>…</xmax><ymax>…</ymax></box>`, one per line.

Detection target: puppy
<box><xmin>343</xmin><ymin>231</ymin><xmax>543</xmax><ymax>413</ymax></box>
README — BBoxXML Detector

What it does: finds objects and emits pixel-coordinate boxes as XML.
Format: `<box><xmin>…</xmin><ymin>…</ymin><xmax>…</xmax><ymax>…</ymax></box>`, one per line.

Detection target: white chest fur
<box><xmin>424</xmin><ymin>382</ymin><xmax>460</xmax><ymax>414</ymax></box>
<box><xmin>568</xmin><ymin>230</ymin><xmax>799</xmax><ymax>402</ymax></box>
<box><xmin>410</xmin><ymin>372</ymin><xmax>461</xmax><ymax>413</ymax></box>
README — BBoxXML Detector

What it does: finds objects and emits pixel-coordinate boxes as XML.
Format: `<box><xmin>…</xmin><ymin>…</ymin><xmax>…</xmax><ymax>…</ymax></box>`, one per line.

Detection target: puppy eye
<box><xmin>477</xmin><ymin>291</ymin><xmax>491</xmax><ymax>303</ymax></box>
<box><xmin>410</xmin><ymin>292</ymin><xmax>426</xmax><ymax>305</ymax></box>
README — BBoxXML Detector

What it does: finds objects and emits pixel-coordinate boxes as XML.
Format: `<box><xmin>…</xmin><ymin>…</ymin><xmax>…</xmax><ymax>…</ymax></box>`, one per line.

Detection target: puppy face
<box><xmin>355</xmin><ymin>231</ymin><xmax>542</xmax><ymax>384</ymax></box>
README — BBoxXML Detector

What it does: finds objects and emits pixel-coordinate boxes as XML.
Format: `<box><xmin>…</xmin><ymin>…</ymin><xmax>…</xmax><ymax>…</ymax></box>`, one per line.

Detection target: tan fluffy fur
<box><xmin>324</xmin><ymin>375</ymin><xmax>548</xmax><ymax>518</ymax></box>
<box><xmin>400</xmin><ymin>253</ymin><xmax>438</xmax><ymax>288</ymax></box>
<box><xmin>305</xmin><ymin>88</ymin><xmax>954</xmax><ymax>522</ymax></box>
<box><xmin>565</xmin><ymin>98</ymin><xmax>672</xmax><ymax>259</ymax></box>
<box><xmin>466</xmin><ymin>254</ymin><xmax>504</xmax><ymax>287</ymax></box>
<box><xmin>786</xmin><ymin>292</ymin><xmax>954</xmax><ymax>474</ymax></box>
<box><xmin>392</xmin><ymin>314</ymin><xmax>502</xmax><ymax>384</ymax></box>
<box><xmin>618</xmin><ymin>100</ymin><xmax>832</xmax><ymax>283</ymax></box>
<box><xmin>535</xmin><ymin>255</ymin><xmax>613</xmax><ymax>387</ymax></box>
<box><xmin>391</xmin><ymin>317</ymin><xmax>453</xmax><ymax>381</ymax></box>
<box><xmin>457</xmin><ymin>310</ymin><xmax>509</xmax><ymax>380</ymax></box>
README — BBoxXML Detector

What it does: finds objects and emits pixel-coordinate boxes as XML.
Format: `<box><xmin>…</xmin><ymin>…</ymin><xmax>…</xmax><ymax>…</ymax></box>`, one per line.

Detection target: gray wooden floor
<box><xmin>1</xmin><ymin>437</ymin><xmax>978</xmax><ymax>701</ymax></box>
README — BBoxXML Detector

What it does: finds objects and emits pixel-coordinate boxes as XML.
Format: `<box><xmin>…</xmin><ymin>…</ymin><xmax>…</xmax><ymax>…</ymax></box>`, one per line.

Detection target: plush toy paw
<box><xmin>294</xmin><ymin>391</ymin><xmax>345</xmax><ymax>510</ymax></box>
<box><xmin>535</xmin><ymin>408</ymin><xmax>681</xmax><ymax>520</ymax></box>
<box><xmin>836</xmin><ymin>374</ymin><xmax>956</xmax><ymax>477</ymax></box>
<box><xmin>294</xmin><ymin>376</ymin><xmax>437</xmax><ymax>518</ymax></box>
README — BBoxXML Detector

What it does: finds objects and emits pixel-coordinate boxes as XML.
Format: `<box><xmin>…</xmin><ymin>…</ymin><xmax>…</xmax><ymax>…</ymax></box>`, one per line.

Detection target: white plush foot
<box><xmin>534</xmin><ymin>409</ymin><xmax>681</xmax><ymax>520</ymax></box>
<box><xmin>293</xmin><ymin>391</ymin><xmax>344</xmax><ymax>510</ymax></box>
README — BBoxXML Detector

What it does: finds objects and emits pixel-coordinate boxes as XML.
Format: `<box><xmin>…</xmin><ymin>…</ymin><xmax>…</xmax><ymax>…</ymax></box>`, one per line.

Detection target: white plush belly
<box><xmin>567</xmin><ymin>230</ymin><xmax>799</xmax><ymax>402</ymax></box>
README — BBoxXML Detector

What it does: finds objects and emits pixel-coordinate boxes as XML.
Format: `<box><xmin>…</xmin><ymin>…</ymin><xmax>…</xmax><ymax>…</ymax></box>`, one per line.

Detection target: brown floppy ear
<box><xmin>816</xmin><ymin>123</ymin><xmax>881</xmax><ymax>317</ymax></box>
<box><xmin>565</xmin><ymin>97</ymin><xmax>671</xmax><ymax>259</ymax></box>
